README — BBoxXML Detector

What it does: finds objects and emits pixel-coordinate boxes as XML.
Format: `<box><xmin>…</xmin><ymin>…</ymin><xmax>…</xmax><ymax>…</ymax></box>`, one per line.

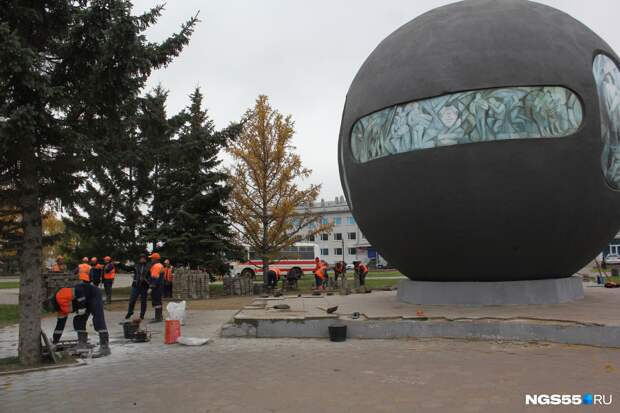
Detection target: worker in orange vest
<box><xmin>355</xmin><ymin>261</ymin><xmax>369</xmax><ymax>287</ymax></box>
<box><xmin>74</xmin><ymin>257</ymin><xmax>91</xmax><ymax>283</ymax></box>
<box><xmin>44</xmin><ymin>282</ymin><xmax>110</xmax><ymax>356</ymax></box>
<box><xmin>51</xmin><ymin>256</ymin><xmax>66</xmax><ymax>273</ymax></box>
<box><xmin>147</xmin><ymin>252</ymin><xmax>164</xmax><ymax>323</ymax></box>
<box><xmin>273</xmin><ymin>267</ymin><xmax>282</xmax><ymax>286</ymax></box>
<box><xmin>163</xmin><ymin>259</ymin><xmax>173</xmax><ymax>298</ymax></box>
<box><xmin>89</xmin><ymin>257</ymin><xmax>103</xmax><ymax>287</ymax></box>
<box><xmin>102</xmin><ymin>256</ymin><xmax>116</xmax><ymax>305</ymax></box>
<box><xmin>265</xmin><ymin>265</ymin><xmax>279</xmax><ymax>289</ymax></box>
<box><xmin>313</xmin><ymin>257</ymin><xmax>326</xmax><ymax>290</ymax></box>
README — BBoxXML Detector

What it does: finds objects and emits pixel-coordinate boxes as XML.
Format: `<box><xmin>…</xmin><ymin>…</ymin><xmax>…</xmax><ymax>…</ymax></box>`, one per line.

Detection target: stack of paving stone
<box><xmin>42</xmin><ymin>272</ymin><xmax>77</xmax><ymax>298</ymax></box>
<box><xmin>172</xmin><ymin>268</ymin><xmax>210</xmax><ymax>299</ymax></box>
<box><xmin>223</xmin><ymin>274</ymin><xmax>254</xmax><ymax>296</ymax></box>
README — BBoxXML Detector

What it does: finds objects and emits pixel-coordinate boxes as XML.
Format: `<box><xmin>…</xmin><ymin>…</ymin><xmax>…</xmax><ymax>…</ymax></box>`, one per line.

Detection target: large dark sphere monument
<box><xmin>338</xmin><ymin>0</ymin><xmax>620</xmax><ymax>297</ymax></box>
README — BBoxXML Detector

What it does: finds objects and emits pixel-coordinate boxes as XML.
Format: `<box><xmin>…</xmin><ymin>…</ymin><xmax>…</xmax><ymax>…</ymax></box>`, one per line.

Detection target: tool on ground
<box><xmin>132</xmin><ymin>330</ymin><xmax>151</xmax><ymax>343</ymax></box>
<box><xmin>317</xmin><ymin>306</ymin><xmax>339</xmax><ymax>314</ymax></box>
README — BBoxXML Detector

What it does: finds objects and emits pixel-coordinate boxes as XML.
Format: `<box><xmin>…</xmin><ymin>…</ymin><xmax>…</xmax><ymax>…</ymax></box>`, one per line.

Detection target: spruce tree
<box><xmin>0</xmin><ymin>1</ymin><xmax>197</xmax><ymax>365</ymax></box>
<box><xmin>147</xmin><ymin>88</ymin><xmax>241</xmax><ymax>270</ymax></box>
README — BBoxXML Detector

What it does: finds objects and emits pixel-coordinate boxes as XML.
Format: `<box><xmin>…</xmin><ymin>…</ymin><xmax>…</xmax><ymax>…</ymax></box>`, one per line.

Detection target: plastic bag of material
<box><xmin>166</xmin><ymin>300</ymin><xmax>186</xmax><ymax>325</ymax></box>
<box><xmin>177</xmin><ymin>336</ymin><xmax>210</xmax><ymax>346</ymax></box>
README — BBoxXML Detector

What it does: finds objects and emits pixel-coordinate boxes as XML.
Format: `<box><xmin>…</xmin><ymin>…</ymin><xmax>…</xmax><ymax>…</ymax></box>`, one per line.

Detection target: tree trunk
<box><xmin>261</xmin><ymin>203</ymin><xmax>269</xmax><ymax>285</ymax></box>
<box><xmin>18</xmin><ymin>148</ymin><xmax>43</xmax><ymax>366</ymax></box>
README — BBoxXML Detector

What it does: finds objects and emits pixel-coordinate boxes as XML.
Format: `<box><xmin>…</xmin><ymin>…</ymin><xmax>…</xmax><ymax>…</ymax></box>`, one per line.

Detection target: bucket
<box><xmin>328</xmin><ymin>324</ymin><xmax>347</xmax><ymax>342</ymax></box>
<box><xmin>123</xmin><ymin>321</ymin><xmax>139</xmax><ymax>339</ymax></box>
<box><xmin>165</xmin><ymin>320</ymin><xmax>181</xmax><ymax>344</ymax></box>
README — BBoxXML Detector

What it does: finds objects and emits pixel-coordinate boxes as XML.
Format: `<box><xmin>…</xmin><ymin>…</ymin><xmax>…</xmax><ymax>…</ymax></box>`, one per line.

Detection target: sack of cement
<box><xmin>166</xmin><ymin>300</ymin><xmax>187</xmax><ymax>325</ymax></box>
<box><xmin>177</xmin><ymin>336</ymin><xmax>210</xmax><ymax>346</ymax></box>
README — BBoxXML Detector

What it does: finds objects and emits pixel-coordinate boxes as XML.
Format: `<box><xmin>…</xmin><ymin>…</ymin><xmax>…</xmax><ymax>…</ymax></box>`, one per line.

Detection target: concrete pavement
<box><xmin>0</xmin><ymin>309</ymin><xmax>618</xmax><ymax>412</ymax></box>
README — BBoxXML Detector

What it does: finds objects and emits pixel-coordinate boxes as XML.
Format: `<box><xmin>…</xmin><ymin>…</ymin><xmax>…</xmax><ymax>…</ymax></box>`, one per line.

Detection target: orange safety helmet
<box><xmin>149</xmin><ymin>252</ymin><xmax>161</xmax><ymax>260</ymax></box>
<box><xmin>82</xmin><ymin>257</ymin><xmax>89</xmax><ymax>263</ymax></box>
<box><xmin>103</xmin><ymin>256</ymin><xmax>111</xmax><ymax>262</ymax></box>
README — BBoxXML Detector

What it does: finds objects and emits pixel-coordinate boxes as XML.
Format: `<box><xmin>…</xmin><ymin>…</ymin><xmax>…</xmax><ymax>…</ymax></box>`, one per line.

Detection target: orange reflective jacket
<box><xmin>313</xmin><ymin>263</ymin><xmax>326</xmax><ymax>280</ymax></box>
<box><xmin>103</xmin><ymin>263</ymin><xmax>116</xmax><ymax>280</ymax></box>
<box><xmin>56</xmin><ymin>288</ymin><xmax>74</xmax><ymax>316</ymax></box>
<box><xmin>51</xmin><ymin>263</ymin><xmax>65</xmax><ymax>273</ymax></box>
<box><xmin>273</xmin><ymin>267</ymin><xmax>282</xmax><ymax>279</ymax></box>
<box><xmin>150</xmin><ymin>263</ymin><xmax>164</xmax><ymax>279</ymax></box>
<box><xmin>78</xmin><ymin>263</ymin><xmax>91</xmax><ymax>282</ymax></box>
<box><xmin>163</xmin><ymin>267</ymin><xmax>173</xmax><ymax>282</ymax></box>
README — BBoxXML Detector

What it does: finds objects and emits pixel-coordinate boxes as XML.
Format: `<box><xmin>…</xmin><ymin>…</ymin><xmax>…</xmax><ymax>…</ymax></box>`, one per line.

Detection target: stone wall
<box><xmin>223</xmin><ymin>274</ymin><xmax>254</xmax><ymax>296</ymax></box>
<box><xmin>41</xmin><ymin>272</ymin><xmax>78</xmax><ymax>299</ymax></box>
<box><xmin>173</xmin><ymin>268</ymin><xmax>210</xmax><ymax>300</ymax></box>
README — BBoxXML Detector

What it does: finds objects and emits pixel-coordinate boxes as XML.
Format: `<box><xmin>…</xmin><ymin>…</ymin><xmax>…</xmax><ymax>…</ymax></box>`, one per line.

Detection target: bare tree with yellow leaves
<box><xmin>228</xmin><ymin>95</ymin><xmax>330</xmax><ymax>280</ymax></box>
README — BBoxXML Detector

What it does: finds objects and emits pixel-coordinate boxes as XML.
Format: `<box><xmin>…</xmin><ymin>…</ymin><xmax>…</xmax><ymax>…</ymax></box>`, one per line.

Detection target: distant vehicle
<box><xmin>605</xmin><ymin>254</ymin><xmax>620</xmax><ymax>265</ymax></box>
<box><xmin>230</xmin><ymin>242</ymin><xmax>320</xmax><ymax>279</ymax></box>
<box><xmin>346</xmin><ymin>263</ymin><xmax>354</xmax><ymax>270</ymax></box>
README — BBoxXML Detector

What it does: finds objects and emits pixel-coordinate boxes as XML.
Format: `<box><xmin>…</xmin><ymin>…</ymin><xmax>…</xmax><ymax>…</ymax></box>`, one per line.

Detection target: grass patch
<box><xmin>0</xmin><ymin>304</ymin><xmax>19</xmax><ymax>326</ymax></box>
<box><xmin>0</xmin><ymin>281</ymin><xmax>19</xmax><ymax>289</ymax></box>
<box><xmin>210</xmin><ymin>283</ymin><xmax>224</xmax><ymax>296</ymax></box>
<box><xmin>367</xmin><ymin>270</ymin><xmax>404</xmax><ymax>278</ymax></box>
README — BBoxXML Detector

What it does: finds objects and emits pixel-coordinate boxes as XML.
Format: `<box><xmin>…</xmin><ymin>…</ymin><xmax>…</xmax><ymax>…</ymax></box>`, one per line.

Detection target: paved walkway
<box><xmin>235</xmin><ymin>284</ymin><xmax>620</xmax><ymax>326</ymax></box>
<box><xmin>1</xmin><ymin>312</ymin><xmax>618</xmax><ymax>412</ymax></box>
<box><xmin>1</xmin><ymin>277</ymin><xmax>619</xmax><ymax>412</ymax></box>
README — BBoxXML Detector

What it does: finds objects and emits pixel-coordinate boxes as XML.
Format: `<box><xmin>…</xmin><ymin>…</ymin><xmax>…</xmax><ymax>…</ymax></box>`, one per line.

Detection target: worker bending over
<box><xmin>148</xmin><ymin>253</ymin><xmax>164</xmax><ymax>323</ymax></box>
<box><xmin>102</xmin><ymin>256</ymin><xmax>116</xmax><ymax>304</ymax></box>
<box><xmin>355</xmin><ymin>261</ymin><xmax>369</xmax><ymax>287</ymax></box>
<box><xmin>45</xmin><ymin>282</ymin><xmax>110</xmax><ymax>356</ymax></box>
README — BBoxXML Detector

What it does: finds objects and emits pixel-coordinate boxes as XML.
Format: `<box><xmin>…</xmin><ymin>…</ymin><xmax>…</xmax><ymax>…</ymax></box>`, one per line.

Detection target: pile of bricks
<box><xmin>223</xmin><ymin>274</ymin><xmax>254</xmax><ymax>296</ymax></box>
<box><xmin>42</xmin><ymin>272</ymin><xmax>77</xmax><ymax>299</ymax></box>
<box><xmin>172</xmin><ymin>268</ymin><xmax>210</xmax><ymax>300</ymax></box>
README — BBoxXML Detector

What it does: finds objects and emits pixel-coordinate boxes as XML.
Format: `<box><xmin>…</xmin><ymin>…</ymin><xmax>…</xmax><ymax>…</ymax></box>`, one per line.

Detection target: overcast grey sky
<box><xmin>133</xmin><ymin>0</ymin><xmax>620</xmax><ymax>200</ymax></box>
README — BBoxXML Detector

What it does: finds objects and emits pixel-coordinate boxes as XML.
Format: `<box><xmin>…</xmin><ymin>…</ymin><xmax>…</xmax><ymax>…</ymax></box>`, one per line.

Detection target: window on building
<box><xmin>278</xmin><ymin>245</ymin><xmax>315</xmax><ymax>260</ymax></box>
<box><xmin>348</xmin><ymin>232</ymin><xmax>357</xmax><ymax>240</ymax></box>
<box><xmin>347</xmin><ymin>216</ymin><xmax>355</xmax><ymax>225</ymax></box>
<box><xmin>306</xmin><ymin>234</ymin><xmax>315</xmax><ymax>242</ymax></box>
<box><xmin>321</xmin><ymin>217</ymin><xmax>329</xmax><ymax>225</ymax></box>
<box><xmin>320</xmin><ymin>233</ymin><xmax>329</xmax><ymax>241</ymax></box>
<box><xmin>320</xmin><ymin>248</ymin><xmax>329</xmax><ymax>256</ymax></box>
<box><xmin>334</xmin><ymin>233</ymin><xmax>342</xmax><ymax>241</ymax></box>
<box><xmin>334</xmin><ymin>248</ymin><xmax>343</xmax><ymax>256</ymax></box>
<box><xmin>334</xmin><ymin>217</ymin><xmax>342</xmax><ymax>225</ymax></box>
<box><xmin>348</xmin><ymin>248</ymin><xmax>356</xmax><ymax>255</ymax></box>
